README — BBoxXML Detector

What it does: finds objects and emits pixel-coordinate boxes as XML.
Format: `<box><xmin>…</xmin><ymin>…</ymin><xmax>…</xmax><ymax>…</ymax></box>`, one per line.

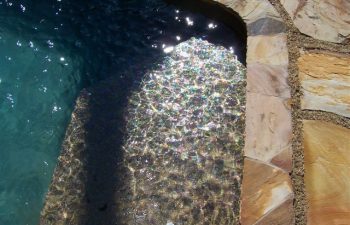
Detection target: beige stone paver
<box><xmin>298</xmin><ymin>52</ymin><xmax>350</xmax><ymax>118</ymax></box>
<box><xmin>240</xmin><ymin>158</ymin><xmax>294</xmax><ymax>225</ymax></box>
<box><xmin>244</xmin><ymin>92</ymin><xmax>292</xmax><ymax>167</ymax></box>
<box><xmin>280</xmin><ymin>0</ymin><xmax>350</xmax><ymax>43</ymax></box>
<box><xmin>303</xmin><ymin>120</ymin><xmax>350</xmax><ymax>225</ymax></box>
<box><xmin>247</xmin><ymin>63</ymin><xmax>290</xmax><ymax>98</ymax></box>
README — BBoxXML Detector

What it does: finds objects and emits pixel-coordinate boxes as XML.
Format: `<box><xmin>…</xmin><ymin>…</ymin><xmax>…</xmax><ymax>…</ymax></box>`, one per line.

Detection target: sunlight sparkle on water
<box><xmin>185</xmin><ymin>17</ymin><xmax>194</xmax><ymax>26</ymax></box>
<box><xmin>20</xmin><ymin>4</ymin><xmax>25</xmax><ymax>12</ymax></box>
<box><xmin>47</xmin><ymin>40</ymin><xmax>54</xmax><ymax>48</ymax></box>
<box><xmin>208</xmin><ymin>23</ymin><xmax>217</xmax><ymax>29</ymax></box>
<box><xmin>163</xmin><ymin>46</ymin><xmax>174</xmax><ymax>53</ymax></box>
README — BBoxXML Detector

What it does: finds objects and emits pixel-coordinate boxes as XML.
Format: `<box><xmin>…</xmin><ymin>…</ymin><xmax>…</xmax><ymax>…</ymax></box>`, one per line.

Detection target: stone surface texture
<box><xmin>298</xmin><ymin>52</ymin><xmax>350</xmax><ymax>118</ymax></box>
<box><xmin>214</xmin><ymin>0</ymin><xmax>294</xmax><ymax>224</ymax></box>
<box><xmin>255</xmin><ymin>198</ymin><xmax>294</xmax><ymax>225</ymax></box>
<box><xmin>247</xmin><ymin>34</ymin><xmax>288</xmax><ymax>66</ymax></box>
<box><xmin>247</xmin><ymin>17</ymin><xmax>286</xmax><ymax>36</ymax></box>
<box><xmin>218</xmin><ymin>0</ymin><xmax>282</xmax><ymax>24</ymax></box>
<box><xmin>245</xmin><ymin>92</ymin><xmax>292</xmax><ymax>166</ymax></box>
<box><xmin>303</xmin><ymin>120</ymin><xmax>350</xmax><ymax>225</ymax></box>
<box><xmin>240</xmin><ymin>158</ymin><xmax>294</xmax><ymax>225</ymax></box>
<box><xmin>247</xmin><ymin>63</ymin><xmax>290</xmax><ymax>98</ymax></box>
<box><xmin>280</xmin><ymin>0</ymin><xmax>350</xmax><ymax>43</ymax></box>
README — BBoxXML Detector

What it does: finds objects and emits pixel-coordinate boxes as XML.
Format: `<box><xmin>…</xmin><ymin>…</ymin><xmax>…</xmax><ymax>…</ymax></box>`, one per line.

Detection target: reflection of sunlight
<box><xmin>20</xmin><ymin>4</ymin><xmax>26</xmax><ymax>12</ymax></box>
<box><xmin>163</xmin><ymin>46</ymin><xmax>174</xmax><ymax>53</ymax></box>
<box><xmin>185</xmin><ymin>17</ymin><xmax>194</xmax><ymax>26</ymax></box>
<box><xmin>208</xmin><ymin>23</ymin><xmax>217</xmax><ymax>29</ymax></box>
<box><xmin>47</xmin><ymin>40</ymin><xmax>54</xmax><ymax>48</ymax></box>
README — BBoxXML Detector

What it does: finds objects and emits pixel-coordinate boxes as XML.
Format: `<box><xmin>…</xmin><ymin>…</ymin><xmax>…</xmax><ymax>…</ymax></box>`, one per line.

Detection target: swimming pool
<box><xmin>0</xmin><ymin>0</ymin><xmax>245</xmax><ymax>224</ymax></box>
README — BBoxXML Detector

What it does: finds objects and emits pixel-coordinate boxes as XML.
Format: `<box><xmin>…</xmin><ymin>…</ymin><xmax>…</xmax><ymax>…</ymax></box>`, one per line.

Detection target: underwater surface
<box><xmin>0</xmin><ymin>0</ymin><xmax>245</xmax><ymax>224</ymax></box>
<box><xmin>121</xmin><ymin>38</ymin><xmax>245</xmax><ymax>224</ymax></box>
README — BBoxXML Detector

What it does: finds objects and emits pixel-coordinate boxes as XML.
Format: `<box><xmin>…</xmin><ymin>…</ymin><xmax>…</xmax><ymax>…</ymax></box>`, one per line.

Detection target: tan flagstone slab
<box><xmin>245</xmin><ymin>92</ymin><xmax>292</xmax><ymax>164</ymax></box>
<box><xmin>255</xmin><ymin>198</ymin><xmax>294</xmax><ymax>225</ymax></box>
<box><xmin>280</xmin><ymin>0</ymin><xmax>350</xmax><ymax>43</ymax></box>
<box><xmin>247</xmin><ymin>34</ymin><xmax>288</xmax><ymax>66</ymax></box>
<box><xmin>247</xmin><ymin>63</ymin><xmax>290</xmax><ymax>98</ymax></box>
<box><xmin>240</xmin><ymin>158</ymin><xmax>294</xmax><ymax>225</ymax></box>
<box><xmin>303</xmin><ymin>120</ymin><xmax>350</xmax><ymax>225</ymax></box>
<box><xmin>247</xmin><ymin>17</ymin><xmax>286</xmax><ymax>36</ymax></box>
<box><xmin>270</xmin><ymin>147</ymin><xmax>293</xmax><ymax>172</ymax></box>
<box><xmin>215</xmin><ymin>0</ymin><xmax>281</xmax><ymax>24</ymax></box>
<box><xmin>298</xmin><ymin>52</ymin><xmax>350</xmax><ymax>118</ymax></box>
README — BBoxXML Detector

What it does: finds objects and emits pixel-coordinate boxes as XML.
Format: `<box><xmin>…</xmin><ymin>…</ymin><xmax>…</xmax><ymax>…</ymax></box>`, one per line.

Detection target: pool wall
<box><xmin>40</xmin><ymin>0</ymin><xmax>350</xmax><ymax>225</ymax></box>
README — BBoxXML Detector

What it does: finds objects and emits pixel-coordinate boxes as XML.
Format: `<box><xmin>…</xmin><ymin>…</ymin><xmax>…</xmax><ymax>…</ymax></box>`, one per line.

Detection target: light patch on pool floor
<box><xmin>121</xmin><ymin>38</ymin><xmax>246</xmax><ymax>224</ymax></box>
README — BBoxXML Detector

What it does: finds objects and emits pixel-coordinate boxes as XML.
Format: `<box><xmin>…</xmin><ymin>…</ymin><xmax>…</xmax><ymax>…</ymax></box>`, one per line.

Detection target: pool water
<box><xmin>0</xmin><ymin>0</ymin><xmax>245</xmax><ymax>224</ymax></box>
<box><xmin>0</xmin><ymin>30</ymin><xmax>83</xmax><ymax>225</ymax></box>
<box><xmin>122</xmin><ymin>38</ymin><xmax>245</xmax><ymax>224</ymax></box>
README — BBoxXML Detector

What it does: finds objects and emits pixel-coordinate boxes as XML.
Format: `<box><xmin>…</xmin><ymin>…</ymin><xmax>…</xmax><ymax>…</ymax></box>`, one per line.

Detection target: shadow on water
<box><xmin>80</xmin><ymin>57</ymin><xmax>165</xmax><ymax>225</ymax></box>
<box><xmin>82</xmin><ymin>79</ymin><xmax>127</xmax><ymax>225</ymax></box>
<box><xmin>80</xmin><ymin>88</ymin><xmax>122</xmax><ymax>225</ymax></box>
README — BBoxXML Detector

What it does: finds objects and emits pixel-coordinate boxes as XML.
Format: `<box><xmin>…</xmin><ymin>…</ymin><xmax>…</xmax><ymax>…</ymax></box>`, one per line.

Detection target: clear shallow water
<box><xmin>0</xmin><ymin>31</ymin><xmax>83</xmax><ymax>224</ymax></box>
<box><xmin>0</xmin><ymin>0</ymin><xmax>245</xmax><ymax>224</ymax></box>
<box><xmin>122</xmin><ymin>38</ymin><xmax>245</xmax><ymax>224</ymax></box>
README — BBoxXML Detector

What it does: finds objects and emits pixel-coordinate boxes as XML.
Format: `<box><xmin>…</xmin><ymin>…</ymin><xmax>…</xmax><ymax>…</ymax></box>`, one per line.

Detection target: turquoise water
<box><xmin>0</xmin><ymin>31</ymin><xmax>83</xmax><ymax>224</ymax></box>
<box><xmin>0</xmin><ymin>0</ymin><xmax>245</xmax><ymax>224</ymax></box>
